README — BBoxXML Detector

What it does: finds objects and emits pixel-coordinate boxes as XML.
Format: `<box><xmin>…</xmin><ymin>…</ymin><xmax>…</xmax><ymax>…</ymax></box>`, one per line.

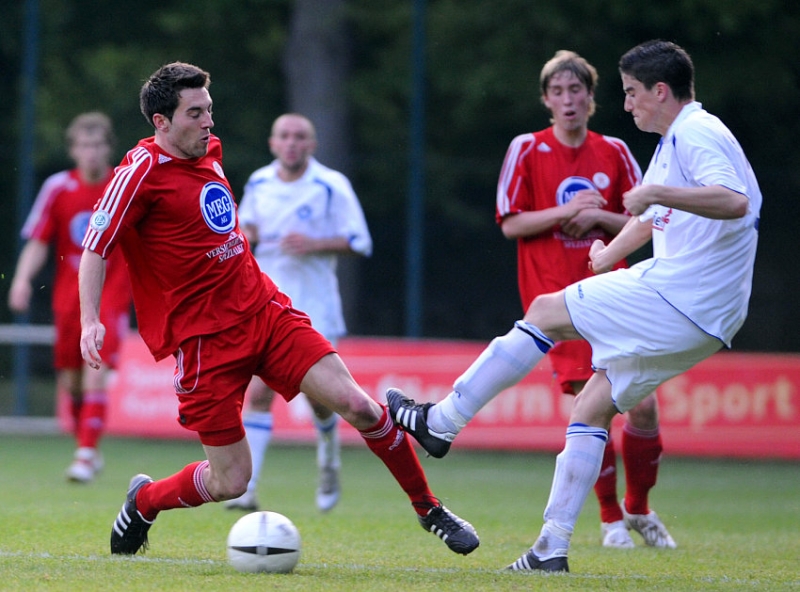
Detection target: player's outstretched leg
<box><xmin>110</xmin><ymin>474</ymin><xmax>155</xmax><ymax>554</ymax></box>
<box><xmin>360</xmin><ymin>405</ymin><xmax>479</xmax><ymax>555</ymax></box>
<box><xmin>386</xmin><ymin>388</ymin><xmax>453</xmax><ymax>458</ymax></box>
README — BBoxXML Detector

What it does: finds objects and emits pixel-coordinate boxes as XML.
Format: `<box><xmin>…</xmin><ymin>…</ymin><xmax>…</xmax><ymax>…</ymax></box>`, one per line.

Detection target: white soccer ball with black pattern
<box><xmin>226</xmin><ymin>511</ymin><xmax>301</xmax><ymax>573</ymax></box>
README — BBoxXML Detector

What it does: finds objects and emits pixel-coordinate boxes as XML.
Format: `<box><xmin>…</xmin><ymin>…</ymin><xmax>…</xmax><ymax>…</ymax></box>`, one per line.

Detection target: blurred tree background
<box><xmin>2</xmin><ymin>0</ymin><xmax>798</xmax><ymax>352</ymax></box>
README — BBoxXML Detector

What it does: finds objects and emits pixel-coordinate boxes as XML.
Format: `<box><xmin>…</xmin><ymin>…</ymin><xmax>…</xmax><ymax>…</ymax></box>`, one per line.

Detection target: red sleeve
<box><xmin>83</xmin><ymin>145</ymin><xmax>153</xmax><ymax>258</ymax></box>
<box><xmin>496</xmin><ymin>133</ymin><xmax>536</xmax><ymax>224</ymax></box>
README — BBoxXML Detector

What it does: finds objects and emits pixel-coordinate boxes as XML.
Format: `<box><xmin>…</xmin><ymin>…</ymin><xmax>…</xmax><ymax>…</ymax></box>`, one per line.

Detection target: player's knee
<box><xmin>627</xmin><ymin>393</ymin><xmax>659</xmax><ymax>429</ymax></box>
<box><xmin>340</xmin><ymin>392</ymin><xmax>381</xmax><ymax>430</ymax></box>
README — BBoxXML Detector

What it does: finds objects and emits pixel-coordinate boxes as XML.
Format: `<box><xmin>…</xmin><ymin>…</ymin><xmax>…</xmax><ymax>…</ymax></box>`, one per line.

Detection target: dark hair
<box><xmin>619</xmin><ymin>40</ymin><xmax>694</xmax><ymax>101</ymax></box>
<box><xmin>139</xmin><ymin>62</ymin><xmax>211</xmax><ymax>128</ymax></box>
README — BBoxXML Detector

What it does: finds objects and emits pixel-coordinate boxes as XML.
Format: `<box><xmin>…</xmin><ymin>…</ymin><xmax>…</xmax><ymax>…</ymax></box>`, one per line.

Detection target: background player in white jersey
<box><xmin>225</xmin><ymin>113</ymin><xmax>372</xmax><ymax>513</ymax></box>
<box><xmin>388</xmin><ymin>39</ymin><xmax>761</xmax><ymax>572</ymax></box>
<box><xmin>494</xmin><ymin>50</ymin><xmax>672</xmax><ymax>549</ymax></box>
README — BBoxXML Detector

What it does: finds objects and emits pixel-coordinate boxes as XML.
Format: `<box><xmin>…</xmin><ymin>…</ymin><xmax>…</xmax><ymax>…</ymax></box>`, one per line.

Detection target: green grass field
<box><xmin>0</xmin><ymin>434</ymin><xmax>797</xmax><ymax>591</ymax></box>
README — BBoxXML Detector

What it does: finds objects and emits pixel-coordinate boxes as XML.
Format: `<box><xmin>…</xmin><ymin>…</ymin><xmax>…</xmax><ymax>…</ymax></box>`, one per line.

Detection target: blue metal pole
<box><xmin>13</xmin><ymin>0</ymin><xmax>40</xmax><ymax>416</ymax></box>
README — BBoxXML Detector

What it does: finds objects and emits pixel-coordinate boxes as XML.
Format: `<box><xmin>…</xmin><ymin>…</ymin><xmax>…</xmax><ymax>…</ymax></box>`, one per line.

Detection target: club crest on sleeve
<box><xmin>200</xmin><ymin>181</ymin><xmax>236</xmax><ymax>233</ymax></box>
<box><xmin>89</xmin><ymin>210</ymin><xmax>112</xmax><ymax>231</ymax></box>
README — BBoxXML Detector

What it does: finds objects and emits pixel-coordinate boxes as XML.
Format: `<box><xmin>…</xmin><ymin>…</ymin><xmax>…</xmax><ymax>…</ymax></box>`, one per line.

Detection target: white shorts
<box><xmin>564</xmin><ymin>269</ymin><xmax>723</xmax><ymax>412</ymax></box>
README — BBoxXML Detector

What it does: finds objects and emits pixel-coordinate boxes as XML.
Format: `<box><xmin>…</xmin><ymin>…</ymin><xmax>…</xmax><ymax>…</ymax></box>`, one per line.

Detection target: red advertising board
<box><xmin>70</xmin><ymin>334</ymin><xmax>800</xmax><ymax>459</ymax></box>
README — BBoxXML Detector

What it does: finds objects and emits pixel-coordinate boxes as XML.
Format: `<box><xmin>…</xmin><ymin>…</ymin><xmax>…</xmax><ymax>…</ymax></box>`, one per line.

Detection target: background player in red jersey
<box><xmin>78</xmin><ymin>62</ymin><xmax>478</xmax><ymax>557</ymax></box>
<box><xmin>8</xmin><ymin>112</ymin><xmax>131</xmax><ymax>483</ymax></box>
<box><xmin>494</xmin><ymin>50</ymin><xmax>673</xmax><ymax>549</ymax></box>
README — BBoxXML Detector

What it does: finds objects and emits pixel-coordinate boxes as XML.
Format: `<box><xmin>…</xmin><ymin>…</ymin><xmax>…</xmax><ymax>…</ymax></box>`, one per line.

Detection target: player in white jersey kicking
<box><xmin>388</xmin><ymin>39</ymin><xmax>761</xmax><ymax>572</ymax></box>
<box><xmin>225</xmin><ymin>113</ymin><xmax>372</xmax><ymax>513</ymax></box>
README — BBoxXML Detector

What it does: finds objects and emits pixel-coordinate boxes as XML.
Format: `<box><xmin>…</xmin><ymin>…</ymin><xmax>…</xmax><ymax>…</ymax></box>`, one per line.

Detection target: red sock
<box><xmin>360</xmin><ymin>405</ymin><xmax>437</xmax><ymax>516</ymax></box>
<box><xmin>594</xmin><ymin>436</ymin><xmax>623</xmax><ymax>523</ymax></box>
<box><xmin>135</xmin><ymin>460</ymin><xmax>214</xmax><ymax>521</ymax></box>
<box><xmin>77</xmin><ymin>390</ymin><xmax>107</xmax><ymax>449</ymax></box>
<box><xmin>68</xmin><ymin>392</ymin><xmax>82</xmax><ymax>436</ymax></box>
<box><xmin>621</xmin><ymin>423</ymin><xmax>663</xmax><ymax>515</ymax></box>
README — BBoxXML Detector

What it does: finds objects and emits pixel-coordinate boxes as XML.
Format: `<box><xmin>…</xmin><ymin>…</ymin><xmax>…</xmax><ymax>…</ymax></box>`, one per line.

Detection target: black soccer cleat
<box><xmin>386</xmin><ymin>388</ymin><xmax>453</xmax><ymax>458</ymax></box>
<box><xmin>417</xmin><ymin>500</ymin><xmax>480</xmax><ymax>555</ymax></box>
<box><xmin>110</xmin><ymin>473</ymin><xmax>155</xmax><ymax>555</ymax></box>
<box><xmin>506</xmin><ymin>548</ymin><xmax>569</xmax><ymax>572</ymax></box>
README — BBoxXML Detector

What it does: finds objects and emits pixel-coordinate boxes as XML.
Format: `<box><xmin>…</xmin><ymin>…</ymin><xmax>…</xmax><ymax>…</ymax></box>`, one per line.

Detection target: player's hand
<box><xmin>562</xmin><ymin>208</ymin><xmax>602</xmax><ymax>238</ymax></box>
<box><xmin>280</xmin><ymin>233</ymin><xmax>315</xmax><ymax>255</ymax></box>
<box><xmin>80</xmin><ymin>321</ymin><xmax>106</xmax><ymax>370</ymax></box>
<box><xmin>7</xmin><ymin>280</ymin><xmax>32</xmax><ymax>314</ymax></box>
<box><xmin>564</xmin><ymin>189</ymin><xmax>606</xmax><ymax>219</ymax></box>
<box><xmin>623</xmin><ymin>185</ymin><xmax>657</xmax><ymax>216</ymax></box>
<box><xmin>588</xmin><ymin>239</ymin><xmax>613</xmax><ymax>274</ymax></box>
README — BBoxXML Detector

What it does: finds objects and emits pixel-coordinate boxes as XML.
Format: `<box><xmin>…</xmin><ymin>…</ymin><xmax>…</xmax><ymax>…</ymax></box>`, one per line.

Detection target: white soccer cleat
<box><xmin>601</xmin><ymin>520</ymin><xmax>635</xmax><ymax>548</ymax></box>
<box><xmin>65</xmin><ymin>447</ymin><xmax>101</xmax><ymax>483</ymax></box>
<box><xmin>622</xmin><ymin>503</ymin><xmax>677</xmax><ymax>548</ymax></box>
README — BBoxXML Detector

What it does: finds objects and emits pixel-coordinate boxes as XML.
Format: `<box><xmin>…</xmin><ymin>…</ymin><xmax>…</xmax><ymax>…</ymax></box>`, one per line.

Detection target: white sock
<box><xmin>539</xmin><ymin>425</ymin><xmax>608</xmax><ymax>547</ymax></box>
<box><xmin>314</xmin><ymin>413</ymin><xmax>340</xmax><ymax>469</ymax></box>
<box><xmin>428</xmin><ymin>321</ymin><xmax>553</xmax><ymax>434</ymax></box>
<box><xmin>242</xmin><ymin>411</ymin><xmax>273</xmax><ymax>492</ymax></box>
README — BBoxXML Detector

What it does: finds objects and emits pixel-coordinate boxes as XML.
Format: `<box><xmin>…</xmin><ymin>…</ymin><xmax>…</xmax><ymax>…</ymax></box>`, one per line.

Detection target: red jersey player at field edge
<box><xmin>495</xmin><ymin>50</ymin><xmax>673</xmax><ymax>549</ymax></box>
<box><xmin>78</xmin><ymin>62</ymin><xmax>478</xmax><ymax>557</ymax></box>
<box><xmin>8</xmin><ymin>112</ymin><xmax>132</xmax><ymax>483</ymax></box>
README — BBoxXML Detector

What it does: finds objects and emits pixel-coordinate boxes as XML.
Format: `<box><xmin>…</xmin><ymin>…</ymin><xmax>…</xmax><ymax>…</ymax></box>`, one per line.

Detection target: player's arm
<box><xmin>280</xmin><ymin>233</ymin><xmax>353</xmax><ymax>256</ymax></box>
<box><xmin>79</xmin><ymin>248</ymin><xmax>108</xmax><ymax>370</ymax></box>
<box><xmin>501</xmin><ymin>189</ymin><xmax>608</xmax><ymax>240</ymax></box>
<box><xmin>588</xmin><ymin>216</ymin><xmax>652</xmax><ymax>274</ymax></box>
<box><xmin>623</xmin><ymin>184</ymin><xmax>748</xmax><ymax>219</ymax></box>
<box><xmin>7</xmin><ymin>239</ymin><xmax>49</xmax><ymax>313</ymax></box>
<box><xmin>562</xmin><ymin>207</ymin><xmax>629</xmax><ymax>238</ymax></box>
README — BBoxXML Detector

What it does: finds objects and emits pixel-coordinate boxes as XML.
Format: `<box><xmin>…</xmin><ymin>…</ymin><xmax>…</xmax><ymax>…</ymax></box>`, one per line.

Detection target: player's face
<box><xmin>160</xmin><ymin>87</ymin><xmax>214</xmax><ymax>159</ymax></box>
<box><xmin>543</xmin><ymin>71</ymin><xmax>592</xmax><ymax>133</ymax></box>
<box><xmin>269</xmin><ymin>115</ymin><xmax>317</xmax><ymax>175</ymax></box>
<box><xmin>69</xmin><ymin>129</ymin><xmax>112</xmax><ymax>183</ymax></box>
<box><xmin>622</xmin><ymin>74</ymin><xmax>660</xmax><ymax>134</ymax></box>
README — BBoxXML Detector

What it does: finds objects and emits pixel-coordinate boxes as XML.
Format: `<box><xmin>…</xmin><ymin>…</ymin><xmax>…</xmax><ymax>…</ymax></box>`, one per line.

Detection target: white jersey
<box><xmin>630</xmin><ymin>102</ymin><xmax>761</xmax><ymax>346</ymax></box>
<box><xmin>238</xmin><ymin>157</ymin><xmax>372</xmax><ymax>341</ymax></box>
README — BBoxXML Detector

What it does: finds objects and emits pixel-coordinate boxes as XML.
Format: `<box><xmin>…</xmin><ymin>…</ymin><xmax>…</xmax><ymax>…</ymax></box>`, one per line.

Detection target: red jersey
<box><xmin>82</xmin><ymin>135</ymin><xmax>277</xmax><ymax>361</ymax></box>
<box><xmin>22</xmin><ymin>168</ymin><xmax>130</xmax><ymax>321</ymax></box>
<box><xmin>496</xmin><ymin>128</ymin><xmax>641</xmax><ymax>309</ymax></box>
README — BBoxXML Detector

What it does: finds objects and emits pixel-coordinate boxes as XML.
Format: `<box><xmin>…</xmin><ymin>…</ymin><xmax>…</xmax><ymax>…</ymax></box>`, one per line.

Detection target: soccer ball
<box><xmin>226</xmin><ymin>511</ymin><xmax>301</xmax><ymax>573</ymax></box>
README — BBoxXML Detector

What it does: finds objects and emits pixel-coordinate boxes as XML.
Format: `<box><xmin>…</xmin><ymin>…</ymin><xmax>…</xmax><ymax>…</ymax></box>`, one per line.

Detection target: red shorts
<box><xmin>54</xmin><ymin>307</ymin><xmax>129</xmax><ymax>370</ymax></box>
<box><xmin>547</xmin><ymin>339</ymin><xmax>594</xmax><ymax>395</ymax></box>
<box><xmin>171</xmin><ymin>291</ymin><xmax>336</xmax><ymax>446</ymax></box>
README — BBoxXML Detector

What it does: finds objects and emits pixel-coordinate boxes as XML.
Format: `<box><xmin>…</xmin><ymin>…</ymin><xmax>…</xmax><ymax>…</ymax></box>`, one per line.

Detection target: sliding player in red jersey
<box><xmin>79</xmin><ymin>62</ymin><xmax>478</xmax><ymax>557</ymax></box>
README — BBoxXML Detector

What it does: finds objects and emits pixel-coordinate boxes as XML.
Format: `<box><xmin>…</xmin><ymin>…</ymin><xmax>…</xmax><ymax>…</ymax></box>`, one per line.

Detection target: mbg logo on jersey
<box><xmin>200</xmin><ymin>182</ymin><xmax>236</xmax><ymax>234</ymax></box>
<box><xmin>296</xmin><ymin>205</ymin><xmax>312</xmax><ymax>220</ymax></box>
<box><xmin>555</xmin><ymin>176</ymin><xmax>594</xmax><ymax>207</ymax></box>
<box><xmin>71</xmin><ymin>211</ymin><xmax>92</xmax><ymax>246</ymax></box>
<box><xmin>89</xmin><ymin>210</ymin><xmax>112</xmax><ymax>232</ymax></box>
